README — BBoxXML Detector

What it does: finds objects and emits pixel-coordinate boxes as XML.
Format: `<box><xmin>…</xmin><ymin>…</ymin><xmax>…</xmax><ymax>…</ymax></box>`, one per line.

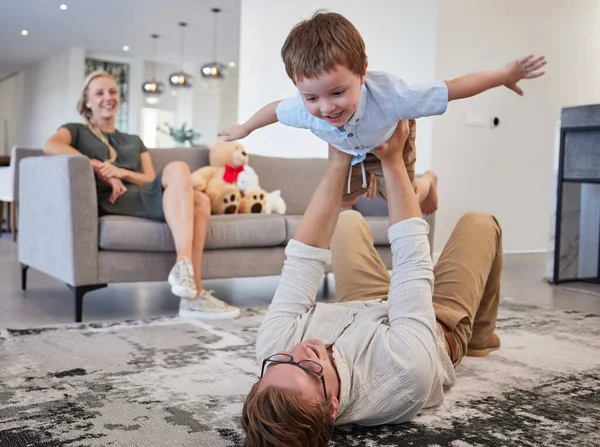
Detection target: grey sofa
<box><xmin>18</xmin><ymin>147</ymin><xmax>435</xmax><ymax>322</ymax></box>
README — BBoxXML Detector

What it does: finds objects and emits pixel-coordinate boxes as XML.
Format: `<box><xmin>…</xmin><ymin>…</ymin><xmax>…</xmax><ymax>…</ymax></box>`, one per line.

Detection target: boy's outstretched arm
<box><xmin>218</xmin><ymin>100</ymin><xmax>282</xmax><ymax>141</ymax></box>
<box><xmin>445</xmin><ymin>55</ymin><xmax>546</xmax><ymax>101</ymax></box>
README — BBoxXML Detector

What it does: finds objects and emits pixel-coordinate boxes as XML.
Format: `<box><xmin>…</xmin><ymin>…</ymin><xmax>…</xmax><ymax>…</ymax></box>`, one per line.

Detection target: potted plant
<box><xmin>157</xmin><ymin>122</ymin><xmax>201</xmax><ymax>147</ymax></box>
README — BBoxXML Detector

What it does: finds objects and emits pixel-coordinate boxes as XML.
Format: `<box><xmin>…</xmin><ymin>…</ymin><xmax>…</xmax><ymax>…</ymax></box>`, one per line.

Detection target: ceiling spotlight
<box><xmin>122</xmin><ymin>45</ymin><xmax>130</xmax><ymax>52</ymax></box>
<box><xmin>60</xmin><ymin>4</ymin><xmax>68</xmax><ymax>10</ymax></box>
<box><xmin>21</xmin><ymin>30</ymin><xmax>28</xmax><ymax>36</ymax></box>
<box><xmin>228</xmin><ymin>62</ymin><xmax>236</xmax><ymax>68</ymax></box>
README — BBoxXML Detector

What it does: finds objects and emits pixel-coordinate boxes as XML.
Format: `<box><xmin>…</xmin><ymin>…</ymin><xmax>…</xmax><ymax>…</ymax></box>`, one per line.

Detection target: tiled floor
<box><xmin>1</xmin><ymin>232</ymin><xmax>599</xmax><ymax>328</ymax></box>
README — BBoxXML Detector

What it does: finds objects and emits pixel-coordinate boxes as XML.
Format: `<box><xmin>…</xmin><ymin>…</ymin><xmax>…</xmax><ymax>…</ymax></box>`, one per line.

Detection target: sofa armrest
<box><xmin>18</xmin><ymin>155</ymin><xmax>99</xmax><ymax>286</ymax></box>
<box><xmin>12</xmin><ymin>147</ymin><xmax>44</xmax><ymax>202</ymax></box>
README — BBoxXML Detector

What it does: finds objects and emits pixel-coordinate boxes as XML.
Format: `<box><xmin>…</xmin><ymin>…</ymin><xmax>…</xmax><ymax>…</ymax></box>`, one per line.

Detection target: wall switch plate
<box><xmin>465</xmin><ymin>113</ymin><xmax>499</xmax><ymax>128</ymax></box>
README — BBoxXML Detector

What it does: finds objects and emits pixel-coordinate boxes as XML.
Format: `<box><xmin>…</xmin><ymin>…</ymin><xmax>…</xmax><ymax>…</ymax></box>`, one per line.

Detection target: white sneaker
<box><xmin>179</xmin><ymin>290</ymin><xmax>240</xmax><ymax>320</ymax></box>
<box><xmin>168</xmin><ymin>257</ymin><xmax>197</xmax><ymax>299</ymax></box>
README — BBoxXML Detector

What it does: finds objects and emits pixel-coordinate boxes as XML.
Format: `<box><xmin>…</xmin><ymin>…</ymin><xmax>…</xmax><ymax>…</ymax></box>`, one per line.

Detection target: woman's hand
<box><xmin>107</xmin><ymin>178</ymin><xmax>127</xmax><ymax>204</ymax></box>
<box><xmin>91</xmin><ymin>159</ymin><xmax>114</xmax><ymax>183</ymax></box>
<box><xmin>97</xmin><ymin>161</ymin><xmax>125</xmax><ymax>181</ymax></box>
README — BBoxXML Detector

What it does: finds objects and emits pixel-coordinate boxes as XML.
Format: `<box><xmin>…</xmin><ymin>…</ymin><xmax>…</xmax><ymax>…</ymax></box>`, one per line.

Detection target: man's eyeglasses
<box><xmin>261</xmin><ymin>353</ymin><xmax>328</xmax><ymax>400</ymax></box>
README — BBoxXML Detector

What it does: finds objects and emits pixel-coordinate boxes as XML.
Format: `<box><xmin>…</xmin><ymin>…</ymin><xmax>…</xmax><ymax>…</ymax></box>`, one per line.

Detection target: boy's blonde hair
<box><xmin>242</xmin><ymin>381</ymin><xmax>335</xmax><ymax>446</ymax></box>
<box><xmin>281</xmin><ymin>11</ymin><xmax>367</xmax><ymax>83</ymax></box>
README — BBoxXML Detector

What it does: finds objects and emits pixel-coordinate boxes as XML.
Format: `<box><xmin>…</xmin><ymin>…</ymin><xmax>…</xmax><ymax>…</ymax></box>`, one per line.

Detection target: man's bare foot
<box><xmin>419</xmin><ymin>170</ymin><xmax>438</xmax><ymax>215</ymax></box>
<box><xmin>341</xmin><ymin>197</ymin><xmax>359</xmax><ymax>208</ymax></box>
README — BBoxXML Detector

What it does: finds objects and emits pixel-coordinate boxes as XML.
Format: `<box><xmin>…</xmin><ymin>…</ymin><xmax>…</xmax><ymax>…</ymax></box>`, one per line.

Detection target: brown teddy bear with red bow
<box><xmin>190</xmin><ymin>140</ymin><xmax>267</xmax><ymax>215</ymax></box>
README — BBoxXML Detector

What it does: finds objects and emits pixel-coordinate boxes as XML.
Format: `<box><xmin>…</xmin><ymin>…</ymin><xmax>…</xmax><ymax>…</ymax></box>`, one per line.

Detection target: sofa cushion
<box><xmin>99</xmin><ymin>214</ymin><xmax>287</xmax><ymax>252</ymax></box>
<box><xmin>250</xmin><ymin>155</ymin><xmax>327</xmax><ymax>216</ymax></box>
<box><xmin>285</xmin><ymin>214</ymin><xmax>390</xmax><ymax>245</ymax></box>
<box><xmin>148</xmin><ymin>147</ymin><xmax>209</xmax><ymax>173</ymax></box>
<box><xmin>365</xmin><ymin>217</ymin><xmax>391</xmax><ymax>245</ymax></box>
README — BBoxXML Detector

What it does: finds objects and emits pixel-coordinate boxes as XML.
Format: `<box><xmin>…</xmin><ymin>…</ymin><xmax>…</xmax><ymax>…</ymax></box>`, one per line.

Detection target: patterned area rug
<box><xmin>1</xmin><ymin>299</ymin><xmax>599</xmax><ymax>447</ymax></box>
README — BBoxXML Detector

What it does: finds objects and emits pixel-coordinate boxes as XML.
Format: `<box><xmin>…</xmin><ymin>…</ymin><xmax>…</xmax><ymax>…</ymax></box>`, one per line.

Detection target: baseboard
<box><xmin>503</xmin><ymin>249</ymin><xmax>548</xmax><ymax>254</ymax></box>
<box><xmin>432</xmin><ymin>248</ymin><xmax>548</xmax><ymax>259</ymax></box>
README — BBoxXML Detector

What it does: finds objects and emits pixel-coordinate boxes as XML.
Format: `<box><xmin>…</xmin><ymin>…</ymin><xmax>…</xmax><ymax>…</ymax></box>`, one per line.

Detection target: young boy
<box><xmin>218</xmin><ymin>11</ymin><xmax>546</xmax><ymax>211</ymax></box>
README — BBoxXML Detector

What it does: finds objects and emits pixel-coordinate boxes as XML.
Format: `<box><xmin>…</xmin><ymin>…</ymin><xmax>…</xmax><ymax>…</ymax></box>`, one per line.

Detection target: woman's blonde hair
<box><xmin>77</xmin><ymin>70</ymin><xmax>118</xmax><ymax>163</ymax></box>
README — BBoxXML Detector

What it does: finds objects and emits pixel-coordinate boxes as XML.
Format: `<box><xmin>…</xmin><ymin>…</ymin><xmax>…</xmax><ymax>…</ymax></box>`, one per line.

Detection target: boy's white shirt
<box><xmin>276</xmin><ymin>70</ymin><xmax>448</xmax><ymax>166</ymax></box>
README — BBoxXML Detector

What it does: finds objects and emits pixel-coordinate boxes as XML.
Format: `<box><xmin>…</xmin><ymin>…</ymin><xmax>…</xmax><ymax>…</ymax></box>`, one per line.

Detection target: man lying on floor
<box><xmin>242</xmin><ymin>120</ymin><xmax>503</xmax><ymax>446</ymax></box>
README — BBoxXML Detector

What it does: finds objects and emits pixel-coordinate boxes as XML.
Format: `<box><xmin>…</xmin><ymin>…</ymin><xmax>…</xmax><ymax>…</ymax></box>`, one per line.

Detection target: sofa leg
<box><xmin>67</xmin><ymin>284</ymin><xmax>108</xmax><ymax>323</ymax></box>
<box><xmin>322</xmin><ymin>274</ymin><xmax>330</xmax><ymax>298</ymax></box>
<box><xmin>21</xmin><ymin>264</ymin><xmax>29</xmax><ymax>291</ymax></box>
<box><xmin>0</xmin><ymin>201</ymin><xmax>5</xmax><ymax>232</ymax></box>
<box><xmin>9</xmin><ymin>202</ymin><xmax>16</xmax><ymax>241</ymax></box>
<box><xmin>12</xmin><ymin>202</ymin><xmax>18</xmax><ymax>242</ymax></box>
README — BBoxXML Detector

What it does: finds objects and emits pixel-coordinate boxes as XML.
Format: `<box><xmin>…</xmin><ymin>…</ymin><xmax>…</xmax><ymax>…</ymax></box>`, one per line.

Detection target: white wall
<box><xmin>219</xmin><ymin>67</ymin><xmax>239</xmax><ymax>131</ymax></box>
<box><xmin>18</xmin><ymin>47</ymin><xmax>85</xmax><ymax>147</ymax></box>
<box><xmin>193</xmin><ymin>66</ymin><xmax>239</xmax><ymax>147</ymax></box>
<box><xmin>9</xmin><ymin>49</ymin><xmax>147</xmax><ymax>147</ymax></box>
<box><xmin>139</xmin><ymin>60</ymin><xmax>237</xmax><ymax>147</ymax></box>
<box><xmin>431</xmin><ymin>0</ymin><xmax>600</xmax><ymax>253</ymax></box>
<box><xmin>0</xmin><ymin>72</ymin><xmax>24</xmax><ymax>153</ymax></box>
<box><xmin>238</xmin><ymin>0</ymin><xmax>439</xmax><ymax>165</ymax></box>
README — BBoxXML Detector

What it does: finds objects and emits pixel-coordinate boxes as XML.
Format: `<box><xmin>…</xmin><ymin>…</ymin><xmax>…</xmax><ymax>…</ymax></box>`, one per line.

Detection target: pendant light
<box><xmin>169</xmin><ymin>22</ymin><xmax>194</xmax><ymax>88</ymax></box>
<box><xmin>201</xmin><ymin>8</ymin><xmax>227</xmax><ymax>81</ymax></box>
<box><xmin>142</xmin><ymin>34</ymin><xmax>164</xmax><ymax>96</ymax></box>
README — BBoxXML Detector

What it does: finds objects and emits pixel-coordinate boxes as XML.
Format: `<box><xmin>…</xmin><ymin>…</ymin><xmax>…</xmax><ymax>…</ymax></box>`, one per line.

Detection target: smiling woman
<box><xmin>41</xmin><ymin>70</ymin><xmax>240</xmax><ymax>320</ymax></box>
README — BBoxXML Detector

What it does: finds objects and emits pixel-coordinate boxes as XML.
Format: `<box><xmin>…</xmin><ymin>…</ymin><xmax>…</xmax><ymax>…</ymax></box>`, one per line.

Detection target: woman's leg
<box><xmin>177</xmin><ymin>190</ymin><xmax>240</xmax><ymax>319</ymax></box>
<box><xmin>161</xmin><ymin>161</ymin><xmax>194</xmax><ymax>261</ymax></box>
<box><xmin>191</xmin><ymin>191</ymin><xmax>211</xmax><ymax>294</ymax></box>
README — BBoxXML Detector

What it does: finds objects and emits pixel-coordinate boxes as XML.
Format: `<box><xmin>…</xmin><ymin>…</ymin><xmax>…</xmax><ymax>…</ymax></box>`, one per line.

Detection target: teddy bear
<box><xmin>265</xmin><ymin>190</ymin><xmax>287</xmax><ymax>214</ymax></box>
<box><xmin>236</xmin><ymin>164</ymin><xmax>288</xmax><ymax>214</ymax></box>
<box><xmin>236</xmin><ymin>165</ymin><xmax>260</xmax><ymax>196</ymax></box>
<box><xmin>190</xmin><ymin>140</ymin><xmax>269</xmax><ymax>214</ymax></box>
<box><xmin>239</xmin><ymin>188</ymin><xmax>267</xmax><ymax>214</ymax></box>
<box><xmin>190</xmin><ymin>140</ymin><xmax>247</xmax><ymax>214</ymax></box>
<box><xmin>234</xmin><ymin>165</ymin><xmax>266</xmax><ymax>213</ymax></box>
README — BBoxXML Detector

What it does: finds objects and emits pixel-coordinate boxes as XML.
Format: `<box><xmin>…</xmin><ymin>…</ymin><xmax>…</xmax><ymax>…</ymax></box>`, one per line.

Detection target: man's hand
<box><xmin>217</xmin><ymin>124</ymin><xmax>250</xmax><ymax>142</ymax></box>
<box><xmin>374</xmin><ymin>120</ymin><xmax>410</xmax><ymax>166</ymax></box>
<box><xmin>107</xmin><ymin>178</ymin><xmax>127</xmax><ymax>204</ymax></box>
<box><xmin>503</xmin><ymin>54</ymin><xmax>546</xmax><ymax>96</ymax></box>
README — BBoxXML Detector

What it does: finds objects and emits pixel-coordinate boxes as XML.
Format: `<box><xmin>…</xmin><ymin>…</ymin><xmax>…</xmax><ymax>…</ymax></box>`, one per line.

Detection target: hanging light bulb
<box><xmin>142</xmin><ymin>34</ymin><xmax>164</xmax><ymax>97</ymax></box>
<box><xmin>201</xmin><ymin>8</ymin><xmax>227</xmax><ymax>82</ymax></box>
<box><xmin>169</xmin><ymin>22</ymin><xmax>194</xmax><ymax>88</ymax></box>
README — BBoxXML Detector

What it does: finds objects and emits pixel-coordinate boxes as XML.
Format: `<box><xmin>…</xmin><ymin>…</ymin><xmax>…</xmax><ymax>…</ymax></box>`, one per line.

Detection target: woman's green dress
<box><xmin>62</xmin><ymin>123</ymin><xmax>165</xmax><ymax>221</ymax></box>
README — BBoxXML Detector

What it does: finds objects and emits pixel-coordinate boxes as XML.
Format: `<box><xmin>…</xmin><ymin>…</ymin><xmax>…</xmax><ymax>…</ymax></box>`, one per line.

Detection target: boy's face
<box><xmin>296</xmin><ymin>65</ymin><xmax>365</xmax><ymax>128</ymax></box>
